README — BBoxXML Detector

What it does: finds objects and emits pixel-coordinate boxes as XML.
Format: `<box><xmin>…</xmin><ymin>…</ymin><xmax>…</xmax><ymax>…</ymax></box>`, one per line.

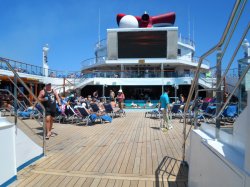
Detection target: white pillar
<box><xmin>121</xmin><ymin>64</ymin><xmax>124</xmax><ymax>78</ymax></box>
<box><xmin>43</xmin><ymin>44</ymin><xmax>49</xmax><ymax>77</ymax></box>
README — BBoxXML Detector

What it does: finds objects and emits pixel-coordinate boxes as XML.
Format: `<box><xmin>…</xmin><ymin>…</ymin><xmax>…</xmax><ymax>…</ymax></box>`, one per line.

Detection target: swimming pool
<box><xmin>124</xmin><ymin>100</ymin><xmax>159</xmax><ymax>108</ymax></box>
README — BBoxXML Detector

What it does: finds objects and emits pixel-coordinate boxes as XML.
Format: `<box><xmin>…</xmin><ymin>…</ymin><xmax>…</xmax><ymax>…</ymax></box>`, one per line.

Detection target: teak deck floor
<box><xmin>11</xmin><ymin>112</ymin><xmax>189</xmax><ymax>187</ymax></box>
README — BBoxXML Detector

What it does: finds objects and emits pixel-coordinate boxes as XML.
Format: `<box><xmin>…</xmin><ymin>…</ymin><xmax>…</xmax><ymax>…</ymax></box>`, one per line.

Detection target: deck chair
<box><xmin>199</xmin><ymin>102</ymin><xmax>210</xmax><ymax>112</ymax></box>
<box><xmin>32</xmin><ymin>103</ymin><xmax>44</xmax><ymax>120</ymax></box>
<box><xmin>75</xmin><ymin>107</ymin><xmax>92</xmax><ymax>125</ymax></box>
<box><xmin>170</xmin><ymin>104</ymin><xmax>183</xmax><ymax>120</ymax></box>
<box><xmin>118</xmin><ymin>108</ymin><xmax>126</xmax><ymax>117</ymax></box>
<box><xmin>54</xmin><ymin>104</ymin><xmax>67</xmax><ymax>123</ymax></box>
<box><xmin>103</xmin><ymin>103</ymin><xmax>116</xmax><ymax>118</ymax></box>
<box><xmin>145</xmin><ymin>108</ymin><xmax>162</xmax><ymax>118</ymax></box>
<box><xmin>17</xmin><ymin>101</ymin><xmax>27</xmax><ymax>112</ymax></box>
<box><xmin>64</xmin><ymin>105</ymin><xmax>82</xmax><ymax>124</ymax></box>
<box><xmin>221</xmin><ymin>104</ymin><xmax>238</xmax><ymax>124</ymax></box>
<box><xmin>17</xmin><ymin>108</ymin><xmax>38</xmax><ymax>120</ymax></box>
<box><xmin>0</xmin><ymin>105</ymin><xmax>15</xmax><ymax>116</ymax></box>
<box><xmin>197</xmin><ymin>105</ymin><xmax>216</xmax><ymax>123</ymax></box>
<box><xmin>90</xmin><ymin>103</ymin><xmax>101</xmax><ymax>113</ymax></box>
<box><xmin>77</xmin><ymin>106</ymin><xmax>112</xmax><ymax>124</ymax></box>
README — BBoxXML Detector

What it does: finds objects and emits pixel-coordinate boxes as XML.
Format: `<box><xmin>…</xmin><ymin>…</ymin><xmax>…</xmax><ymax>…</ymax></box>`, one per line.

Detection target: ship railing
<box><xmin>0</xmin><ymin>57</ymin><xmax>85</xmax><ymax>79</ymax></box>
<box><xmin>81</xmin><ymin>69</ymin><xmax>196</xmax><ymax>79</ymax></box>
<box><xmin>80</xmin><ymin>69</ymin><xmax>233</xmax><ymax>80</ymax></box>
<box><xmin>182</xmin><ymin>0</ymin><xmax>248</xmax><ymax>164</ymax></box>
<box><xmin>178</xmin><ymin>36</ymin><xmax>195</xmax><ymax>47</ymax></box>
<box><xmin>191</xmin><ymin>56</ymin><xmax>210</xmax><ymax>67</ymax></box>
<box><xmin>81</xmin><ymin>56</ymin><xmax>106</xmax><ymax>69</ymax></box>
<box><xmin>0</xmin><ymin>58</ymin><xmax>47</xmax><ymax>155</ymax></box>
<box><xmin>95</xmin><ymin>39</ymin><xmax>107</xmax><ymax>49</ymax></box>
<box><xmin>0</xmin><ymin>57</ymin><xmax>44</xmax><ymax>76</ymax></box>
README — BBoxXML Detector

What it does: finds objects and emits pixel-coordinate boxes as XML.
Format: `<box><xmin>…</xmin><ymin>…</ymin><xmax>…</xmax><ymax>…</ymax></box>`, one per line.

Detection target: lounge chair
<box><xmin>221</xmin><ymin>104</ymin><xmax>238</xmax><ymax>124</ymax></box>
<box><xmin>75</xmin><ymin>107</ymin><xmax>93</xmax><ymax>125</ymax></box>
<box><xmin>145</xmin><ymin>108</ymin><xmax>162</xmax><ymax>118</ymax></box>
<box><xmin>64</xmin><ymin>105</ymin><xmax>82</xmax><ymax>124</ymax></box>
<box><xmin>170</xmin><ymin>104</ymin><xmax>183</xmax><ymax>120</ymax></box>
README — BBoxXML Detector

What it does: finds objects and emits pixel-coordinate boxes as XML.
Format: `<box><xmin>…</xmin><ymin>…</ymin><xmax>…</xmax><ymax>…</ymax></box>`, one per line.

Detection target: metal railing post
<box><xmin>14</xmin><ymin>74</ymin><xmax>18</xmax><ymax>126</ymax></box>
<box><xmin>216</xmin><ymin>48</ymin><xmax>222</xmax><ymax>139</ymax></box>
<box><xmin>182</xmin><ymin>0</ymin><xmax>246</xmax><ymax>163</ymax></box>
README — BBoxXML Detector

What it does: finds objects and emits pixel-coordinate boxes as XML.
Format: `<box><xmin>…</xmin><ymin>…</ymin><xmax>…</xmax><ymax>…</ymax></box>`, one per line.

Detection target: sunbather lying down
<box><xmin>76</xmin><ymin>106</ymin><xmax>112</xmax><ymax>123</ymax></box>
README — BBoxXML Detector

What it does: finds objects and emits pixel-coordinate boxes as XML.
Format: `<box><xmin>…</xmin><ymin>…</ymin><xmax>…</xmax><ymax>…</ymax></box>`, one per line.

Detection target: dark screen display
<box><xmin>118</xmin><ymin>31</ymin><xmax>167</xmax><ymax>58</ymax></box>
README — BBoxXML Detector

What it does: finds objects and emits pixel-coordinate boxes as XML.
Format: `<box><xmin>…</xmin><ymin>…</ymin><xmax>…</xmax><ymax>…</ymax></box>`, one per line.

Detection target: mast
<box><xmin>188</xmin><ymin>6</ymin><xmax>190</xmax><ymax>41</ymax></box>
<box><xmin>98</xmin><ymin>8</ymin><xmax>101</xmax><ymax>47</ymax></box>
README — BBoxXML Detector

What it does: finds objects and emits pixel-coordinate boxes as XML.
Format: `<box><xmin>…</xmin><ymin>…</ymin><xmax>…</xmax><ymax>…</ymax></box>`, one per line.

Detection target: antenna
<box><xmin>192</xmin><ymin>18</ymin><xmax>195</xmax><ymax>43</ymax></box>
<box><xmin>98</xmin><ymin>8</ymin><xmax>101</xmax><ymax>47</ymax></box>
<box><xmin>188</xmin><ymin>6</ymin><xmax>191</xmax><ymax>41</ymax></box>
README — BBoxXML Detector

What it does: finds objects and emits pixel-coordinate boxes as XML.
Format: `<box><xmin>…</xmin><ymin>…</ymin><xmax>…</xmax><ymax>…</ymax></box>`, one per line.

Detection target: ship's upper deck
<box><xmin>81</xmin><ymin>26</ymin><xmax>209</xmax><ymax>71</ymax></box>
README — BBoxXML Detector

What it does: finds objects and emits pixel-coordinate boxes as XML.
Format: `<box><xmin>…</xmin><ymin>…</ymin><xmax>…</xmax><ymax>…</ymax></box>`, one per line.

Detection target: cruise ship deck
<box><xmin>10</xmin><ymin>112</ymin><xmax>188</xmax><ymax>187</ymax></box>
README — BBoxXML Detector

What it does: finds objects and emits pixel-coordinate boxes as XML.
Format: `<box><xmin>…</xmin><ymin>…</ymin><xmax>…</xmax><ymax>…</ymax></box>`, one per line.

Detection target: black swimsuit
<box><xmin>43</xmin><ymin>89</ymin><xmax>56</xmax><ymax>117</ymax></box>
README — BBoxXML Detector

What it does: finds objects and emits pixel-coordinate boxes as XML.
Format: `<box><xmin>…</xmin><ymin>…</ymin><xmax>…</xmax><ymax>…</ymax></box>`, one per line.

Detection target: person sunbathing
<box><xmin>144</xmin><ymin>100</ymin><xmax>153</xmax><ymax>108</ymax></box>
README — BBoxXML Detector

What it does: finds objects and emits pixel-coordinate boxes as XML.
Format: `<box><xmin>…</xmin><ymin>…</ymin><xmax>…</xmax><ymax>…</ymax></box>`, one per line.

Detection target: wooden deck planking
<box><xmin>49</xmin><ymin>125</ymin><xmax>108</xmax><ymax>170</ymax></box>
<box><xmin>85</xmin><ymin>124</ymin><xmax>129</xmax><ymax>172</ymax></box>
<box><xmin>126</xmin><ymin>115</ymin><xmax>145</xmax><ymax>174</ymax></box>
<box><xmin>64</xmin><ymin>177</ymin><xmax>80</xmax><ymax>186</ymax></box>
<box><xmin>97</xmin><ymin>178</ymin><xmax>109</xmax><ymax>187</ymax></box>
<box><xmin>111</xmin><ymin>114</ymin><xmax>138</xmax><ymax>174</ymax></box>
<box><xmin>72</xmin><ymin>125</ymin><xmax>120</xmax><ymax>171</ymax></box>
<box><xmin>91</xmin><ymin>121</ymin><xmax>134</xmax><ymax>173</ymax></box>
<box><xmin>57</xmin><ymin>125</ymin><xmax>117</xmax><ymax>171</ymax></box>
<box><xmin>73</xmin><ymin>177</ymin><xmax>87</xmax><ymax>187</ymax></box>
<box><xmin>15</xmin><ymin>173</ymin><xmax>40</xmax><ymax>187</ymax></box>
<box><xmin>104</xmin><ymin>119</ymin><xmax>135</xmax><ymax>174</ymax></box>
<box><xmin>99</xmin><ymin>119</ymin><xmax>136</xmax><ymax>173</ymax></box>
<box><xmin>11</xmin><ymin>112</ymin><xmax>188</xmax><ymax>187</ymax></box>
<box><xmin>114</xmin><ymin>179</ymin><xmax>124</xmax><ymax>187</ymax></box>
<box><xmin>149</xmin><ymin>118</ymin><xmax>160</xmax><ymax>176</ymax></box>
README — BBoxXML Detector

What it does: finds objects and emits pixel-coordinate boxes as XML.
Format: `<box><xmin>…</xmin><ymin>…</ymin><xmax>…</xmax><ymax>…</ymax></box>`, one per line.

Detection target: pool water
<box><xmin>124</xmin><ymin>100</ymin><xmax>159</xmax><ymax>108</ymax></box>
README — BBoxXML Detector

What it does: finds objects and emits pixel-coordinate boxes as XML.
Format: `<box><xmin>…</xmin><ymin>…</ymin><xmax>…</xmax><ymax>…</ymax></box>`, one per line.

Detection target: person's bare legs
<box><xmin>49</xmin><ymin>117</ymin><xmax>54</xmax><ymax>133</ymax></box>
<box><xmin>46</xmin><ymin>115</ymin><xmax>52</xmax><ymax>138</ymax></box>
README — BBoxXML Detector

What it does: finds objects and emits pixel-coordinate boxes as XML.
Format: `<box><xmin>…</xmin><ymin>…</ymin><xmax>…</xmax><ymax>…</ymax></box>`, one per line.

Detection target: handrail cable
<box><xmin>0</xmin><ymin>58</ymin><xmax>47</xmax><ymax>156</ymax></box>
<box><xmin>182</xmin><ymin>0</ymin><xmax>247</xmax><ymax>163</ymax></box>
<box><xmin>189</xmin><ymin>23</ymin><xmax>249</xmax><ymax>113</ymax></box>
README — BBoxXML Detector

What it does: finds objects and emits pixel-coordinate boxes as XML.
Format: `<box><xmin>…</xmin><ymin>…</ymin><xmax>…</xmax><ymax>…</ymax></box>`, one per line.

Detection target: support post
<box><xmin>161</xmin><ymin>63</ymin><xmax>164</xmax><ymax>78</ymax></box>
<box><xmin>35</xmin><ymin>83</ymin><xmax>38</xmax><ymax>97</ymax></box>
<box><xmin>29</xmin><ymin>84</ymin><xmax>33</xmax><ymax>104</ymax></box>
<box><xmin>63</xmin><ymin>78</ymin><xmax>66</xmax><ymax>97</ymax></box>
<box><xmin>102</xmin><ymin>84</ymin><xmax>105</xmax><ymax>97</ymax></box>
<box><xmin>193</xmin><ymin>80</ymin><xmax>199</xmax><ymax>129</ymax></box>
<box><xmin>216</xmin><ymin>48</ymin><xmax>222</xmax><ymax>138</ymax></box>
<box><xmin>121</xmin><ymin>64</ymin><xmax>124</xmax><ymax>78</ymax></box>
<box><xmin>14</xmin><ymin>75</ymin><xmax>17</xmax><ymax>126</ymax></box>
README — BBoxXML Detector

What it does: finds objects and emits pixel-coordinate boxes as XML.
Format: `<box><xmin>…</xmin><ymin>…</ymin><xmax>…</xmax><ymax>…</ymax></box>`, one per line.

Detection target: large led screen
<box><xmin>118</xmin><ymin>31</ymin><xmax>167</xmax><ymax>58</ymax></box>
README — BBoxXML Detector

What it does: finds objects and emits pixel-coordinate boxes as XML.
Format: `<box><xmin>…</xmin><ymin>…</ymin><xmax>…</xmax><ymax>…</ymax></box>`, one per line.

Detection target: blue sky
<box><xmin>0</xmin><ymin>0</ymin><xmax>249</xmax><ymax>71</ymax></box>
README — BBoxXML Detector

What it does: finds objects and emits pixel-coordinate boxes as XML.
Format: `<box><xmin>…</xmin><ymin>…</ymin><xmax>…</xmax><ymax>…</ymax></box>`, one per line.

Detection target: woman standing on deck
<box><xmin>116</xmin><ymin>89</ymin><xmax>125</xmax><ymax>110</ymax></box>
